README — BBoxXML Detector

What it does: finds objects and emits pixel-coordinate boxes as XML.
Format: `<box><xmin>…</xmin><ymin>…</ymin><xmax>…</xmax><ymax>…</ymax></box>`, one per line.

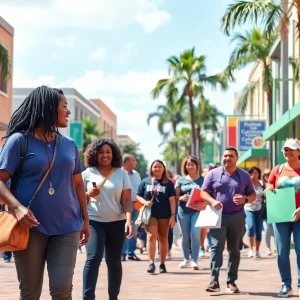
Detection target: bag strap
<box><xmin>99</xmin><ymin>168</ymin><xmax>115</xmax><ymax>190</ymax></box>
<box><xmin>150</xmin><ymin>177</ymin><xmax>160</xmax><ymax>202</ymax></box>
<box><xmin>27</xmin><ymin>137</ymin><xmax>58</xmax><ymax>209</ymax></box>
<box><xmin>10</xmin><ymin>133</ymin><xmax>28</xmax><ymax>191</ymax></box>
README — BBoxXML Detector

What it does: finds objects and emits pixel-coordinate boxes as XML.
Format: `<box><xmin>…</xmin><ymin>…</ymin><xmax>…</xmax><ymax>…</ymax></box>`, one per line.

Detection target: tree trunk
<box><xmin>196</xmin><ymin>126</ymin><xmax>203</xmax><ymax>171</ymax></box>
<box><xmin>188</xmin><ymin>96</ymin><xmax>197</xmax><ymax>158</ymax></box>
<box><xmin>267</xmin><ymin>89</ymin><xmax>273</xmax><ymax>168</ymax></box>
<box><xmin>172</xmin><ymin>123</ymin><xmax>179</xmax><ymax>174</ymax></box>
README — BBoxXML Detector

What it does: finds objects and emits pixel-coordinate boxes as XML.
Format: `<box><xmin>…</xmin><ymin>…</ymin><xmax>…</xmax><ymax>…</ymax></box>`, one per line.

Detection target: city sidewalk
<box><xmin>0</xmin><ymin>245</ymin><xmax>298</xmax><ymax>300</ymax></box>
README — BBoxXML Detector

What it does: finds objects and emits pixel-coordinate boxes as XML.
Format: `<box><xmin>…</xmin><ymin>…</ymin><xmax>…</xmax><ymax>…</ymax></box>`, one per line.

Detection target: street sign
<box><xmin>70</xmin><ymin>122</ymin><xmax>83</xmax><ymax>150</ymax></box>
<box><xmin>238</xmin><ymin>120</ymin><xmax>266</xmax><ymax>152</ymax></box>
<box><xmin>203</xmin><ymin>141</ymin><xmax>214</xmax><ymax>164</ymax></box>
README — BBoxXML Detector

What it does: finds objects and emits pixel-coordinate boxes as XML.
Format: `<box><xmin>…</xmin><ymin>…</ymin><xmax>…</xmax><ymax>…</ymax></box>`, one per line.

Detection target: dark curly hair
<box><xmin>248</xmin><ymin>166</ymin><xmax>261</xmax><ymax>180</ymax></box>
<box><xmin>84</xmin><ymin>139</ymin><xmax>122</xmax><ymax>168</ymax></box>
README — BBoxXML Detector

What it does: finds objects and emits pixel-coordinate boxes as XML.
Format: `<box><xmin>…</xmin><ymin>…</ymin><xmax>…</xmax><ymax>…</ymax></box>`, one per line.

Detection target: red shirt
<box><xmin>268</xmin><ymin>165</ymin><xmax>300</xmax><ymax>208</ymax></box>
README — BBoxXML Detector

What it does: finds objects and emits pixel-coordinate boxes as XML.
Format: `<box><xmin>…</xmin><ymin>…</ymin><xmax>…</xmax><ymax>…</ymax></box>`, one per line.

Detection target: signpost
<box><xmin>70</xmin><ymin>122</ymin><xmax>83</xmax><ymax>150</ymax></box>
<box><xmin>203</xmin><ymin>141</ymin><xmax>214</xmax><ymax>164</ymax></box>
<box><xmin>238</xmin><ymin>120</ymin><xmax>266</xmax><ymax>153</ymax></box>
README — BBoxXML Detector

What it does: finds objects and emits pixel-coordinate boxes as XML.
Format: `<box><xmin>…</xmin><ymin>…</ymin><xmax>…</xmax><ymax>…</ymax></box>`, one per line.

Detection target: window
<box><xmin>80</xmin><ymin>110</ymin><xmax>83</xmax><ymax>120</ymax></box>
<box><xmin>75</xmin><ymin>107</ymin><xmax>78</xmax><ymax>120</ymax></box>
<box><xmin>0</xmin><ymin>69</ymin><xmax>8</xmax><ymax>94</ymax></box>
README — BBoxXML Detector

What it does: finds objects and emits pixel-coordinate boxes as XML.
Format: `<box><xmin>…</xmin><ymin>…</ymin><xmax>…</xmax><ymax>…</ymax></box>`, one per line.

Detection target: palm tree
<box><xmin>82</xmin><ymin>117</ymin><xmax>106</xmax><ymax>149</ymax></box>
<box><xmin>151</xmin><ymin>48</ymin><xmax>228</xmax><ymax>158</ymax></box>
<box><xmin>147</xmin><ymin>101</ymin><xmax>185</xmax><ymax>173</ymax></box>
<box><xmin>226</xmin><ymin>28</ymin><xmax>277</xmax><ymax>124</ymax></box>
<box><xmin>0</xmin><ymin>44</ymin><xmax>11</xmax><ymax>80</ymax></box>
<box><xmin>221</xmin><ymin>0</ymin><xmax>288</xmax><ymax>38</ymax></box>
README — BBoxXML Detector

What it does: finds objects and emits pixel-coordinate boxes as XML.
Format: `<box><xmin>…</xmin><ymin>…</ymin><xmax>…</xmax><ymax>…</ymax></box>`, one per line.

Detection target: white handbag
<box><xmin>135</xmin><ymin>178</ymin><xmax>160</xmax><ymax>227</ymax></box>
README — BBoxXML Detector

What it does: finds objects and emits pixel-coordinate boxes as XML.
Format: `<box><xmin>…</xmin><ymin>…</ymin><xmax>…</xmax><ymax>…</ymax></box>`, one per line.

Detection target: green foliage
<box><xmin>0</xmin><ymin>43</ymin><xmax>11</xmax><ymax>80</ymax></box>
<box><xmin>119</xmin><ymin>143</ymin><xmax>148</xmax><ymax>178</ymax></box>
<box><xmin>152</xmin><ymin>48</ymin><xmax>228</xmax><ymax>158</ymax></box>
<box><xmin>82</xmin><ymin>117</ymin><xmax>106</xmax><ymax>150</ymax></box>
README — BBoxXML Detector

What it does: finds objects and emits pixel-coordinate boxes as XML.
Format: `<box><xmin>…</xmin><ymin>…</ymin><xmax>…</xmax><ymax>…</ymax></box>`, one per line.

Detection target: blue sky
<box><xmin>1</xmin><ymin>0</ymin><xmax>251</xmax><ymax>164</ymax></box>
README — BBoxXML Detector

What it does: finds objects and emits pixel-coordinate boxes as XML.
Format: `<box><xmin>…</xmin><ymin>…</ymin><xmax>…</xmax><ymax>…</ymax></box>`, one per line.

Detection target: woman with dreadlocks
<box><xmin>0</xmin><ymin>86</ymin><xmax>89</xmax><ymax>299</ymax></box>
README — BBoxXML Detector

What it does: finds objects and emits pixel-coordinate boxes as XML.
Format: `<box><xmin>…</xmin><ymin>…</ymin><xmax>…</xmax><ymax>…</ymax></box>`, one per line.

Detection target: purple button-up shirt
<box><xmin>201</xmin><ymin>166</ymin><xmax>255</xmax><ymax>216</ymax></box>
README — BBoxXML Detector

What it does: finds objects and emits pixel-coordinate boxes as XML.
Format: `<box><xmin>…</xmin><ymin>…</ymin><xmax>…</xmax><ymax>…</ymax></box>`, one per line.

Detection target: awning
<box><xmin>237</xmin><ymin>148</ymin><xmax>269</xmax><ymax>166</ymax></box>
<box><xmin>263</xmin><ymin>101</ymin><xmax>300</xmax><ymax>141</ymax></box>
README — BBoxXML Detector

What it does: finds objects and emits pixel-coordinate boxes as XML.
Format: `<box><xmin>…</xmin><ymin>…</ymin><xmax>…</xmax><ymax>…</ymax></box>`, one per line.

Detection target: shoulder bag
<box><xmin>135</xmin><ymin>178</ymin><xmax>160</xmax><ymax>227</ymax></box>
<box><xmin>0</xmin><ymin>137</ymin><xmax>58</xmax><ymax>251</ymax></box>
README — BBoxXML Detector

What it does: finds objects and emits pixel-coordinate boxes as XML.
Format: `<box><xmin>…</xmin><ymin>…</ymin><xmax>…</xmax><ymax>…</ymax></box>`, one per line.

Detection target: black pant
<box><xmin>83</xmin><ymin>219</ymin><xmax>126</xmax><ymax>300</ymax></box>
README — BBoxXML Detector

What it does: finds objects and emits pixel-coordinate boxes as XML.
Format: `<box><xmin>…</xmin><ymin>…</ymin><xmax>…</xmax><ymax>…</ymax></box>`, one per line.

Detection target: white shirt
<box><xmin>82</xmin><ymin>167</ymin><xmax>132</xmax><ymax>222</ymax></box>
<box><xmin>124</xmin><ymin>169</ymin><xmax>141</xmax><ymax>202</ymax></box>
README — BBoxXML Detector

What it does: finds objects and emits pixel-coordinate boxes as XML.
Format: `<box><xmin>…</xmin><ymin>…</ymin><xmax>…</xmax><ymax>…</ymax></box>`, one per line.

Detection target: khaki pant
<box><xmin>14</xmin><ymin>229</ymin><xmax>80</xmax><ymax>300</ymax></box>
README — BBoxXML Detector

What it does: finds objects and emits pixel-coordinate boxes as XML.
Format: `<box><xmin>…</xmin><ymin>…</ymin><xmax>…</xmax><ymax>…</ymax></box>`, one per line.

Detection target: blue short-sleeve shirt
<box><xmin>0</xmin><ymin>133</ymin><xmax>85</xmax><ymax>235</ymax></box>
<box><xmin>201</xmin><ymin>166</ymin><xmax>255</xmax><ymax>216</ymax></box>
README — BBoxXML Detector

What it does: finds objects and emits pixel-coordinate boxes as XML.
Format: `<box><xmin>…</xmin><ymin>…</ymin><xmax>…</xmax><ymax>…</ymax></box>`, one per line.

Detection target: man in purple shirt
<box><xmin>201</xmin><ymin>147</ymin><xmax>256</xmax><ymax>294</ymax></box>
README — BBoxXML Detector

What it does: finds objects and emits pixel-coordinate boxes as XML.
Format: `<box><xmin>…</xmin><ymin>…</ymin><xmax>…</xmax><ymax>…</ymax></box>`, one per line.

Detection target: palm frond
<box><xmin>221</xmin><ymin>0</ymin><xmax>281</xmax><ymax>36</ymax></box>
<box><xmin>236</xmin><ymin>82</ymin><xmax>258</xmax><ymax>113</ymax></box>
<box><xmin>151</xmin><ymin>79</ymin><xmax>170</xmax><ymax>99</ymax></box>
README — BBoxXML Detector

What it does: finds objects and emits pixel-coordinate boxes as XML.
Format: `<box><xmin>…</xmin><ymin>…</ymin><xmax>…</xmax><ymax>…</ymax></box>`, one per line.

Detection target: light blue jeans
<box><xmin>122</xmin><ymin>203</ymin><xmax>139</xmax><ymax>256</ymax></box>
<box><xmin>178</xmin><ymin>208</ymin><xmax>200</xmax><ymax>263</ymax></box>
<box><xmin>273</xmin><ymin>220</ymin><xmax>300</xmax><ymax>287</ymax></box>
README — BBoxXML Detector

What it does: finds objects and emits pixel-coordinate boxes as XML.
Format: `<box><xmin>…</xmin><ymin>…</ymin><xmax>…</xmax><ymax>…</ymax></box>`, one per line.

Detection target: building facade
<box><xmin>91</xmin><ymin>99</ymin><xmax>117</xmax><ymax>140</ymax></box>
<box><xmin>0</xmin><ymin>17</ymin><xmax>14</xmax><ymax>144</ymax></box>
<box><xmin>116</xmin><ymin>135</ymin><xmax>136</xmax><ymax>148</ymax></box>
<box><xmin>13</xmin><ymin>88</ymin><xmax>100</xmax><ymax>148</ymax></box>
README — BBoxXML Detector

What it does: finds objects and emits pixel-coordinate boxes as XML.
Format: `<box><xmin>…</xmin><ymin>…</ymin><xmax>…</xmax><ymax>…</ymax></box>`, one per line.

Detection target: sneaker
<box><xmin>159</xmin><ymin>264</ymin><xmax>167</xmax><ymax>273</ymax></box>
<box><xmin>254</xmin><ymin>251</ymin><xmax>261</xmax><ymax>259</ymax></box>
<box><xmin>278</xmin><ymin>285</ymin><xmax>293</xmax><ymax>297</ymax></box>
<box><xmin>226</xmin><ymin>282</ymin><xmax>240</xmax><ymax>294</ymax></box>
<box><xmin>179</xmin><ymin>260</ymin><xmax>190</xmax><ymax>269</ymax></box>
<box><xmin>199</xmin><ymin>248</ymin><xmax>205</xmax><ymax>257</ymax></box>
<box><xmin>266</xmin><ymin>248</ymin><xmax>272</xmax><ymax>256</ymax></box>
<box><xmin>248</xmin><ymin>249</ymin><xmax>254</xmax><ymax>258</ymax></box>
<box><xmin>128</xmin><ymin>254</ymin><xmax>141</xmax><ymax>261</ymax></box>
<box><xmin>190</xmin><ymin>261</ymin><xmax>199</xmax><ymax>270</ymax></box>
<box><xmin>4</xmin><ymin>259</ymin><xmax>11</xmax><ymax>263</ymax></box>
<box><xmin>147</xmin><ymin>263</ymin><xmax>156</xmax><ymax>274</ymax></box>
<box><xmin>206</xmin><ymin>281</ymin><xmax>220</xmax><ymax>292</ymax></box>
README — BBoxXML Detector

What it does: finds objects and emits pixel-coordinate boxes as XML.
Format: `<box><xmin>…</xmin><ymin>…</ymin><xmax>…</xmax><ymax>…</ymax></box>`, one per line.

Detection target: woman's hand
<box><xmin>169</xmin><ymin>215</ymin><xmax>176</xmax><ymax>228</ymax></box>
<box><xmin>145</xmin><ymin>201</ymin><xmax>153</xmax><ymax>208</ymax></box>
<box><xmin>87</xmin><ymin>187</ymin><xmax>101</xmax><ymax>198</ymax></box>
<box><xmin>266</xmin><ymin>183</ymin><xmax>275</xmax><ymax>192</ymax></box>
<box><xmin>192</xmin><ymin>201</ymin><xmax>208</xmax><ymax>211</ymax></box>
<box><xmin>79</xmin><ymin>219</ymin><xmax>90</xmax><ymax>246</ymax></box>
<box><xmin>292</xmin><ymin>208</ymin><xmax>300</xmax><ymax>222</ymax></box>
<box><xmin>15</xmin><ymin>205</ymin><xmax>40</xmax><ymax>228</ymax></box>
<box><xmin>180</xmin><ymin>194</ymin><xmax>189</xmax><ymax>202</ymax></box>
<box><xmin>125</xmin><ymin>221</ymin><xmax>134</xmax><ymax>239</ymax></box>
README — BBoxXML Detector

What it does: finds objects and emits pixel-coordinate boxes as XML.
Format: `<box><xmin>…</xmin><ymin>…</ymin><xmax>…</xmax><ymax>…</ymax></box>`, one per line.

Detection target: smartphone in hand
<box><xmin>92</xmin><ymin>182</ymin><xmax>97</xmax><ymax>188</ymax></box>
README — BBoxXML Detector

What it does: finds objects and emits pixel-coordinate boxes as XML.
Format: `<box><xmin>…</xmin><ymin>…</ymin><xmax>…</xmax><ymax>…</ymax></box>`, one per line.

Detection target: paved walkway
<box><xmin>0</xmin><ymin>243</ymin><xmax>298</xmax><ymax>299</ymax></box>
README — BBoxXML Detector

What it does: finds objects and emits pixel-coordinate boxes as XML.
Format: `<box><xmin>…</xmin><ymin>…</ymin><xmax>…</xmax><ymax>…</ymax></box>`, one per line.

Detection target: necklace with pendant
<box><xmin>37</xmin><ymin>132</ymin><xmax>56</xmax><ymax>195</ymax></box>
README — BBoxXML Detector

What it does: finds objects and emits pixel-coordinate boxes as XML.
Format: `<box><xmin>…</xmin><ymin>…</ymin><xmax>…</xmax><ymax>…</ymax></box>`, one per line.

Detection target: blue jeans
<box><xmin>273</xmin><ymin>220</ymin><xmax>300</xmax><ymax>287</ymax></box>
<box><xmin>3</xmin><ymin>251</ymin><xmax>12</xmax><ymax>260</ymax></box>
<box><xmin>83</xmin><ymin>219</ymin><xmax>125</xmax><ymax>300</ymax></box>
<box><xmin>178</xmin><ymin>209</ymin><xmax>200</xmax><ymax>263</ymax></box>
<box><xmin>245</xmin><ymin>209</ymin><xmax>263</xmax><ymax>241</ymax></box>
<box><xmin>122</xmin><ymin>204</ymin><xmax>139</xmax><ymax>255</ymax></box>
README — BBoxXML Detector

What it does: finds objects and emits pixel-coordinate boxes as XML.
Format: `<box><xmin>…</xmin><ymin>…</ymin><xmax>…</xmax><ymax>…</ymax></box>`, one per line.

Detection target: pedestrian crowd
<box><xmin>0</xmin><ymin>86</ymin><xmax>300</xmax><ymax>299</ymax></box>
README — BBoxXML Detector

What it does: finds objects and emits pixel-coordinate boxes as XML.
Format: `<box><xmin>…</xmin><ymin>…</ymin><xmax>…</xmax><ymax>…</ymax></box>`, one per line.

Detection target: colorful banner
<box><xmin>238</xmin><ymin>120</ymin><xmax>266</xmax><ymax>152</ymax></box>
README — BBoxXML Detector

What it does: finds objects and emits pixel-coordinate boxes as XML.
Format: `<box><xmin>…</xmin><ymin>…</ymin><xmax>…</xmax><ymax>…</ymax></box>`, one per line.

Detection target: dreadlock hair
<box><xmin>3</xmin><ymin>86</ymin><xmax>64</xmax><ymax>140</ymax></box>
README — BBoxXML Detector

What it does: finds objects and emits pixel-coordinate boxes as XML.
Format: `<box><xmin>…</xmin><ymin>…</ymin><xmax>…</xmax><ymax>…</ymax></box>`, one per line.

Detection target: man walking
<box><xmin>122</xmin><ymin>154</ymin><xmax>142</xmax><ymax>261</ymax></box>
<box><xmin>201</xmin><ymin>147</ymin><xmax>256</xmax><ymax>294</ymax></box>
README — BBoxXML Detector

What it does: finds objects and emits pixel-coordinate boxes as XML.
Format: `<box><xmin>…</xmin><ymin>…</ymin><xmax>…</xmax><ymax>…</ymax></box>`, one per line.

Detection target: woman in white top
<box><xmin>244</xmin><ymin>166</ymin><xmax>264</xmax><ymax>259</ymax></box>
<box><xmin>82</xmin><ymin>139</ymin><xmax>133</xmax><ymax>300</ymax></box>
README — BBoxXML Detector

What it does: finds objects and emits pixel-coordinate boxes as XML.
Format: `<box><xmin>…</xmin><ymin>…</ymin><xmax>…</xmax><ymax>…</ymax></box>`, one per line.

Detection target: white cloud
<box><xmin>88</xmin><ymin>47</ymin><xmax>107</xmax><ymax>61</ymax></box>
<box><xmin>0</xmin><ymin>0</ymin><xmax>171</xmax><ymax>38</ymax></box>
<box><xmin>51</xmin><ymin>36</ymin><xmax>78</xmax><ymax>49</ymax></box>
<box><xmin>136</xmin><ymin>10</ymin><xmax>171</xmax><ymax>33</ymax></box>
